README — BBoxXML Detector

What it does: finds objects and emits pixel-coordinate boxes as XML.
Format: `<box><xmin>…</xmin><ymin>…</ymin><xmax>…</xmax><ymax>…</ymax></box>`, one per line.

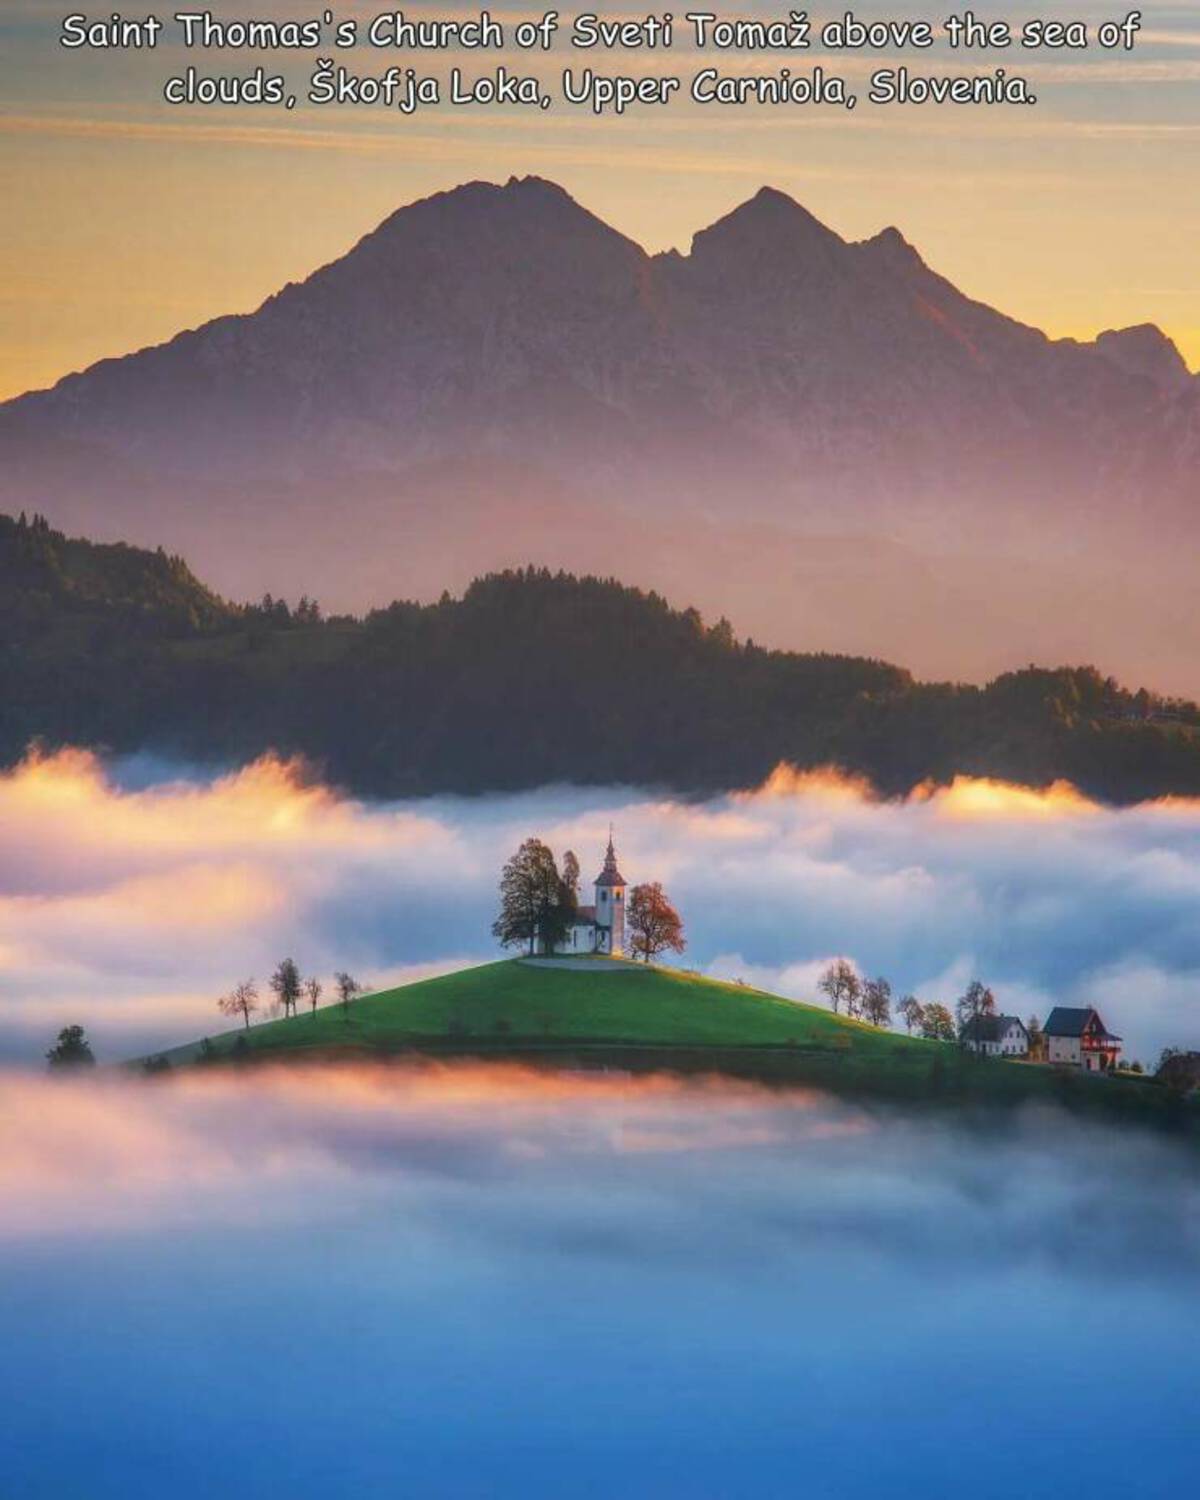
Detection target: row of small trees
<box><xmin>42</xmin><ymin>963</ymin><xmax>366</xmax><ymax>1073</ymax></box>
<box><xmin>492</xmin><ymin>838</ymin><xmax>685</xmax><ymax>963</ymax></box>
<box><xmin>217</xmin><ymin>960</ymin><xmax>364</xmax><ymax>1031</ymax></box>
<box><xmin>816</xmin><ymin>961</ymin><xmax>1009</xmax><ymax>1044</ymax></box>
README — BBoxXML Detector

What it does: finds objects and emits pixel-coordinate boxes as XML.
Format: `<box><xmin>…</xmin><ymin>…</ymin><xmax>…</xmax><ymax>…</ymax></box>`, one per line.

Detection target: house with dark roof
<box><xmin>1043</xmin><ymin>1006</ymin><xmax>1122</xmax><ymax>1072</ymax></box>
<box><xmin>960</xmin><ymin>1014</ymin><xmax>1029</xmax><ymax>1058</ymax></box>
<box><xmin>552</xmin><ymin>835</ymin><xmax>627</xmax><ymax>957</ymax></box>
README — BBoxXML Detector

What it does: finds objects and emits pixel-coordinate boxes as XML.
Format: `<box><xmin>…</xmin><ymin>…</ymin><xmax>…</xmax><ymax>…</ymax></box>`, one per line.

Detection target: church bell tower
<box><xmin>593</xmin><ymin>833</ymin><xmax>626</xmax><ymax>956</ymax></box>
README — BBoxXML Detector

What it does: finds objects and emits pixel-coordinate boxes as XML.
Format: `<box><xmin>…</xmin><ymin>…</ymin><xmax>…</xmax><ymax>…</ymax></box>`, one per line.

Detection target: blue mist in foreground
<box><xmin>2</xmin><ymin>1064</ymin><xmax>1199</xmax><ymax>1498</ymax></box>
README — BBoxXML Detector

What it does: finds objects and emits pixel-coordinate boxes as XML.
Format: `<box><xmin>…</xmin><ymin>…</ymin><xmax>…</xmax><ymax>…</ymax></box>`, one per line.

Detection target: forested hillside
<box><xmin>3</xmin><ymin>513</ymin><xmax>1199</xmax><ymax>801</ymax></box>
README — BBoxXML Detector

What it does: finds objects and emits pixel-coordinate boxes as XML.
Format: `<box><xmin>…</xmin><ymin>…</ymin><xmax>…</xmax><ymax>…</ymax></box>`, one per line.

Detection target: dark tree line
<box><xmin>4</xmin><ymin>515</ymin><xmax>1200</xmax><ymax>804</ymax></box>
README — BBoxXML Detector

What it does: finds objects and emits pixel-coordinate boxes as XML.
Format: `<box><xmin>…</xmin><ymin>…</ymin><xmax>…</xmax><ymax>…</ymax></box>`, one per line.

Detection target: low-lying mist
<box><xmin>2</xmin><ymin>1064</ymin><xmax>1199</xmax><ymax>1498</ymax></box>
<box><xmin>1</xmin><ymin>749</ymin><xmax>1198</xmax><ymax>1062</ymax></box>
<box><xmin>2</xmin><ymin>1063</ymin><xmax>1198</xmax><ymax>1271</ymax></box>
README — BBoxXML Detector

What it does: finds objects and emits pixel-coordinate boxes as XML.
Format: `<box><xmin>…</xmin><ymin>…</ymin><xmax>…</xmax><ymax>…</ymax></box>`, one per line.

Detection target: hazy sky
<box><xmin>1</xmin><ymin>0</ymin><xmax>1198</xmax><ymax>399</ymax></box>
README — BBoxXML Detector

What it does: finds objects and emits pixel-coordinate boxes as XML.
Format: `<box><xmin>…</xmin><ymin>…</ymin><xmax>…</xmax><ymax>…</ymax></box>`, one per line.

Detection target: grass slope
<box><xmin>190</xmin><ymin>959</ymin><xmax>924</xmax><ymax>1058</ymax></box>
<box><xmin>158</xmin><ymin>959</ymin><xmax>1188</xmax><ymax>1128</ymax></box>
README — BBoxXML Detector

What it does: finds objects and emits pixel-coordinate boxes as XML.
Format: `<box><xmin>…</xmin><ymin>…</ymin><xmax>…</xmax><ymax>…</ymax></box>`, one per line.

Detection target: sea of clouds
<box><xmin>1</xmin><ymin>749</ymin><xmax>1198</xmax><ymax>1063</ymax></box>
<box><xmin>2</xmin><ymin>1062</ymin><xmax>1198</xmax><ymax>1271</ymax></box>
<box><xmin>4</xmin><ymin>1062</ymin><xmax>1199</xmax><ymax>1498</ymax></box>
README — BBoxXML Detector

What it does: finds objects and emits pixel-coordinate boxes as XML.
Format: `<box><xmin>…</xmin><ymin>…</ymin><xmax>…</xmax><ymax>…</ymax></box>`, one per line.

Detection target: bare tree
<box><xmin>561</xmin><ymin>849</ymin><xmax>581</xmax><ymax>900</ymax></box>
<box><xmin>218</xmin><ymin>978</ymin><xmax>259</xmax><ymax>1032</ymax></box>
<box><xmin>861</xmin><ymin>976</ymin><xmax>892</xmax><ymax>1028</ymax></box>
<box><xmin>335</xmin><ymin>971</ymin><xmax>364</xmax><ymax>1016</ymax></box>
<box><xmin>269</xmin><ymin>958</ymin><xmax>302</xmax><ymax>1019</ymax></box>
<box><xmin>626</xmin><ymin>882</ymin><xmax>686</xmax><ymax>964</ymax></box>
<box><xmin>817</xmin><ymin>959</ymin><xmax>861</xmax><ymax>1017</ymax></box>
<box><xmin>955</xmin><ymin>980</ymin><xmax>996</xmax><ymax>1049</ymax></box>
<box><xmin>304</xmin><ymin>976</ymin><xmax>322</xmax><ymax>1015</ymax></box>
<box><xmin>897</xmin><ymin>995</ymin><xmax>925</xmax><ymax>1034</ymax></box>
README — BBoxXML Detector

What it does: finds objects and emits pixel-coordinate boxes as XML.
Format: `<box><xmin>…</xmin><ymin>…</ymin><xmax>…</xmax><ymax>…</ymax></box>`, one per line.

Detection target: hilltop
<box><xmin>171</xmin><ymin>959</ymin><xmax>895</xmax><ymax>1061</ymax></box>
<box><xmin>3</xmin><ymin>516</ymin><xmax>1200</xmax><ymax>802</ymax></box>
<box><xmin>152</xmin><ymin>959</ymin><xmax>1189</xmax><ymax>1127</ymax></box>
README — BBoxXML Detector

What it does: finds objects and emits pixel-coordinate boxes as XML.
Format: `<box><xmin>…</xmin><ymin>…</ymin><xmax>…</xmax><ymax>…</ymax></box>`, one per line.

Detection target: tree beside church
<box><xmin>492</xmin><ymin>838</ymin><xmax>576</xmax><ymax>956</ymax></box>
<box><xmin>627</xmin><ymin>883</ymin><xmax>686</xmax><ymax>964</ymax></box>
<box><xmin>492</xmin><ymin>833</ymin><xmax>684</xmax><ymax>962</ymax></box>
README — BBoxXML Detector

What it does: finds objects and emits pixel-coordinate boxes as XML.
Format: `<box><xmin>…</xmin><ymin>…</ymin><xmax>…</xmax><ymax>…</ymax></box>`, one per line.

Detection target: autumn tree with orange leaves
<box><xmin>626</xmin><ymin>882</ymin><xmax>686</xmax><ymax>965</ymax></box>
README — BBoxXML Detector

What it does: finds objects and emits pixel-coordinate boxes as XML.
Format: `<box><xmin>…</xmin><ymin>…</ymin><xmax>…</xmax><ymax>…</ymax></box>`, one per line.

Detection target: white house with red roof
<box><xmin>1044</xmin><ymin>1006</ymin><xmax>1122</xmax><ymax>1072</ymax></box>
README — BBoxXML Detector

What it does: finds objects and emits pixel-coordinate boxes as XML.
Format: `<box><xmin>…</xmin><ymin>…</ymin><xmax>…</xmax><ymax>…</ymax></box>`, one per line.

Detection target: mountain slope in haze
<box><xmin>4</xmin><ymin>514</ymin><xmax>1200</xmax><ymax>806</ymax></box>
<box><xmin>6</xmin><ymin>177</ymin><xmax>1192</xmax><ymax>499</ymax></box>
<box><xmin>2</xmin><ymin>176</ymin><xmax>1198</xmax><ymax>691</ymax></box>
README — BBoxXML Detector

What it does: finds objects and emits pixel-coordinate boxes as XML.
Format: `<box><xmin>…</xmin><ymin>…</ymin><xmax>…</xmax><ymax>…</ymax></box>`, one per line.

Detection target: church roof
<box><xmin>595</xmin><ymin>835</ymin><xmax>626</xmax><ymax>887</ymax></box>
<box><xmin>570</xmin><ymin>905</ymin><xmax>597</xmax><ymax>926</ymax></box>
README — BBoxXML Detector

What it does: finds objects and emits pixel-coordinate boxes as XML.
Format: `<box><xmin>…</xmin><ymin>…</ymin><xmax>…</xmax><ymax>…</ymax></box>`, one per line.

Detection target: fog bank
<box><xmin>1</xmin><ymin>750</ymin><xmax>1198</xmax><ymax>1062</ymax></box>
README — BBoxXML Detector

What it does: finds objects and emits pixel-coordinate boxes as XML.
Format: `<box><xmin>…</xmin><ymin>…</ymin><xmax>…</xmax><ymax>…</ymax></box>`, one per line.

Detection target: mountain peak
<box><xmin>687</xmin><ymin>187</ymin><xmax>846</xmax><ymax>277</ymax></box>
<box><xmin>862</xmin><ymin>225</ymin><xmax>924</xmax><ymax>265</ymax></box>
<box><xmin>1094</xmin><ymin>323</ymin><xmax>1193</xmax><ymax>392</ymax></box>
<box><xmin>324</xmin><ymin>173</ymin><xmax>647</xmax><ymax>294</ymax></box>
<box><xmin>502</xmin><ymin>173</ymin><xmax>574</xmax><ymax>201</ymax></box>
<box><xmin>748</xmin><ymin>184</ymin><xmax>806</xmax><ymax>211</ymax></box>
<box><xmin>3</xmin><ymin>173</ymin><xmax>1197</xmax><ymax>615</ymax></box>
<box><xmin>707</xmin><ymin>186</ymin><xmax>842</xmax><ymax>240</ymax></box>
<box><xmin>371</xmin><ymin>174</ymin><xmax>592</xmax><ymax>235</ymax></box>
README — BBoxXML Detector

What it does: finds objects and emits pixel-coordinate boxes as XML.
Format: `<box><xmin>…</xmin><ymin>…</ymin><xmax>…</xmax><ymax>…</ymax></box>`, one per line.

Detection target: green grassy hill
<box><xmin>153</xmin><ymin>958</ymin><xmax>1187</xmax><ymax>1127</ymax></box>
<box><xmin>179</xmin><ymin>958</ymin><xmax>921</xmax><ymax>1060</ymax></box>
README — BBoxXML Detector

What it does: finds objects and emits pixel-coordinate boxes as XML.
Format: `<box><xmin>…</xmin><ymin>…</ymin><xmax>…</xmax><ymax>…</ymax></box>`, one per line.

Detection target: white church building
<box><xmin>553</xmin><ymin>836</ymin><xmax>627</xmax><ymax>957</ymax></box>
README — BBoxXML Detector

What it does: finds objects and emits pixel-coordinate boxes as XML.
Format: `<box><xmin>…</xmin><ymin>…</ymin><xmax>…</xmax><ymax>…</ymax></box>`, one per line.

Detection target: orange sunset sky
<box><xmin>2</xmin><ymin>0</ymin><xmax>1198</xmax><ymax>400</ymax></box>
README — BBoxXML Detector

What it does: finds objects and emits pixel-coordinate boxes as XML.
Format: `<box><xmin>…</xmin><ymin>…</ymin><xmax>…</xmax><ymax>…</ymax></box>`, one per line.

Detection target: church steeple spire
<box><xmin>593</xmin><ymin>829</ymin><xmax>627</xmax><ymax>956</ymax></box>
<box><xmin>596</xmin><ymin>829</ymin><xmax>625</xmax><ymax>888</ymax></box>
